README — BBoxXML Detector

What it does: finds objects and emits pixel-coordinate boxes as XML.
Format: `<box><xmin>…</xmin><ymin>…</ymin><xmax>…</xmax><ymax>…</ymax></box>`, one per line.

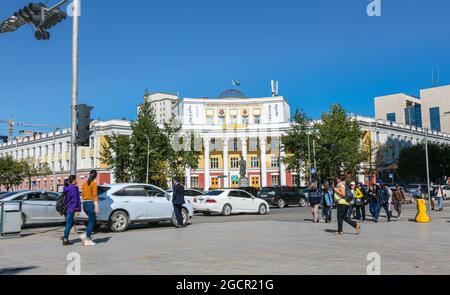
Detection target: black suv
<box><xmin>258</xmin><ymin>186</ymin><xmax>308</xmax><ymax>208</ymax></box>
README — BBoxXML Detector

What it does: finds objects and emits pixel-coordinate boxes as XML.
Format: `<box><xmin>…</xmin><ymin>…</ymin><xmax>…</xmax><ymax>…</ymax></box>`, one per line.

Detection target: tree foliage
<box><xmin>281</xmin><ymin>110</ymin><xmax>315</xmax><ymax>179</ymax></box>
<box><xmin>100</xmin><ymin>134</ymin><xmax>133</xmax><ymax>183</ymax></box>
<box><xmin>0</xmin><ymin>155</ymin><xmax>24</xmax><ymax>191</ymax></box>
<box><xmin>398</xmin><ymin>142</ymin><xmax>450</xmax><ymax>184</ymax></box>
<box><xmin>315</xmin><ymin>104</ymin><xmax>366</xmax><ymax>182</ymax></box>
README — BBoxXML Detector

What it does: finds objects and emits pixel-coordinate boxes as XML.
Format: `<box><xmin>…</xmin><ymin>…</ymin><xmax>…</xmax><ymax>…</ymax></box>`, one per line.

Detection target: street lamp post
<box><xmin>69</xmin><ymin>0</ymin><xmax>80</xmax><ymax>176</ymax></box>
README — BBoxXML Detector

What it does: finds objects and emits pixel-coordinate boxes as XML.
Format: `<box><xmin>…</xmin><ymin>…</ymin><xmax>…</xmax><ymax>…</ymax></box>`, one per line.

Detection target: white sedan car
<box><xmin>78</xmin><ymin>184</ymin><xmax>194</xmax><ymax>232</ymax></box>
<box><xmin>194</xmin><ymin>189</ymin><xmax>269</xmax><ymax>216</ymax></box>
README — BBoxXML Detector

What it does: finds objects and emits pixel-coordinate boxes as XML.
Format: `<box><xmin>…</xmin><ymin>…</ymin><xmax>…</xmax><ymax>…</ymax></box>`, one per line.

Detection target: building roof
<box><xmin>218</xmin><ymin>89</ymin><xmax>247</xmax><ymax>99</ymax></box>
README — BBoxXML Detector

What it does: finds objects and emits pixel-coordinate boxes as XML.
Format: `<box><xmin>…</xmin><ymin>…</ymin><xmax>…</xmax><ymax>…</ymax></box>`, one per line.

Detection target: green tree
<box><xmin>130</xmin><ymin>100</ymin><xmax>171</xmax><ymax>188</ymax></box>
<box><xmin>398</xmin><ymin>142</ymin><xmax>450</xmax><ymax>184</ymax></box>
<box><xmin>100</xmin><ymin>134</ymin><xmax>133</xmax><ymax>183</ymax></box>
<box><xmin>19</xmin><ymin>158</ymin><xmax>52</xmax><ymax>189</ymax></box>
<box><xmin>0</xmin><ymin>155</ymin><xmax>24</xmax><ymax>191</ymax></box>
<box><xmin>162</xmin><ymin>117</ymin><xmax>200</xmax><ymax>182</ymax></box>
<box><xmin>281</xmin><ymin>109</ymin><xmax>316</xmax><ymax>183</ymax></box>
<box><xmin>316</xmin><ymin>104</ymin><xmax>365</xmax><ymax>182</ymax></box>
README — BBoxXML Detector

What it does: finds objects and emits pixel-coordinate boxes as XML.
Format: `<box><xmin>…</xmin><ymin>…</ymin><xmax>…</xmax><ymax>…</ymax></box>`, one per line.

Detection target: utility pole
<box><xmin>307</xmin><ymin>132</ymin><xmax>311</xmax><ymax>185</ymax></box>
<box><xmin>424</xmin><ymin>128</ymin><xmax>432</xmax><ymax>219</ymax></box>
<box><xmin>70</xmin><ymin>0</ymin><xmax>80</xmax><ymax>176</ymax></box>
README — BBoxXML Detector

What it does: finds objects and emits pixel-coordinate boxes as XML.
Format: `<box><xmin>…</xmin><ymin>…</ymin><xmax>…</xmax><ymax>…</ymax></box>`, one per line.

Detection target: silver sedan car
<box><xmin>0</xmin><ymin>190</ymin><xmax>65</xmax><ymax>227</ymax></box>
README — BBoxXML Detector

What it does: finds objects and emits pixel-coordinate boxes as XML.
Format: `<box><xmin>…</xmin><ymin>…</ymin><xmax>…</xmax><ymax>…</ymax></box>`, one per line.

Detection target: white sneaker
<box><xmin>78</xmin><ymin>233</ymin><xmax>87</xmax><ymax>242</ymax></box>
<box><xmin>83</xmin><ymin>239</ymin><xmax>96</xmax><ymax>246</ymax></box>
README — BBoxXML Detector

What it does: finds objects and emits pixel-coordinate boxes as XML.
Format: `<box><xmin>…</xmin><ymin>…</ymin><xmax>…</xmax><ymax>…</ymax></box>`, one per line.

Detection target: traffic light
<box><xmin>40</xmin><ymin>8</ymin><xmax>67</xmax><ymax>30</ymax></box>
<box><xmin>77</xmin><ymin>104</ymin><xmax>94</xmax><ymax>147</ymax></box>
<box><xmin>14</xmin><ymin>3</ymin><xmax>45</xmax><ymax>24</ymax></box>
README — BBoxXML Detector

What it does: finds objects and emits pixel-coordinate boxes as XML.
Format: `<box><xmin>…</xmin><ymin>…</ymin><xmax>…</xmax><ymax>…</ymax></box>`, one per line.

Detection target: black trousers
<box><xmin>380</xmin><ymin>202</ymin><xmax>392</xmax><ymax>221</ymax></box>
<box><xmin>173</xmin><ymin>204</ymin><xmax>184</xmax><ymax>226</ymax></box>
<box><xmin>355</xmin><ymin>205</ymin><xmax>366</xmax><ymax>221</ymax></box>
<box><xmin>337</xmin><ymin>204</ymin><xmax>357</xmax><ymax>233</ymax></box>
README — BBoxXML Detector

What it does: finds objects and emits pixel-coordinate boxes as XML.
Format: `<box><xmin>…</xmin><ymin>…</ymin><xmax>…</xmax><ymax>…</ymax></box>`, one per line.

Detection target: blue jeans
<box><xmin>83</xmin><ymin>201</ymin><xmax>96</xmax><ymax>238</ymax></box>
<box><xmin>436</xmin><ymin>197</ymin><xmax>444</xmax><ymax>210</ymax></box>
<box><xmin>64</xmin><ymin>212</ymin><xmax>75</xmax><ymax>240</ymax></box>
<box><xmin>322</xmin><ymin>205</ymin><xmax>332</xmax><ymax>222</ymax></box>
<box><xmin>369</xmin><ymin>200</ymin><xmax>380</xmax><ymax>220</ymax></box>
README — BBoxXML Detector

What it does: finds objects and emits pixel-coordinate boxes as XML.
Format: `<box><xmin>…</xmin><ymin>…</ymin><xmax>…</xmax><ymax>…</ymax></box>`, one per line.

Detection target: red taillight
<box><xmin>206</xmin><ymin>199</ymin><xmax>217</xmax><ymax>203</ymax></box>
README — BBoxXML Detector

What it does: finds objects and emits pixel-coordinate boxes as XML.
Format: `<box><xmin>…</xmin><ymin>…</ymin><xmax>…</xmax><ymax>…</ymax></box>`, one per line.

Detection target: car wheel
<box><xmin>172</xmin><ymin>208</ymin><xmax>189</xmax><ymax>227</ymax></box>
<box><xmin>277</xmin><ymin>199</ymin><xmax>286</xmax><ymax>209</ymax></box>
<box><xmin>258</xmin><ymin>204</ymin><xmax>268</xmax><ymax>215</ymax></box>
<box><xmin>109</xmin><ymin>211</ymin><xmax>129</xmax><ymax>232</ymax></box>
<box><xmin>299</xmin><ymin>198</ymin><xmax>307</xmax><ymax>207</ymax></box>
<box><xmin>222</xmin><ymin>204</ymin><xmax>232</xmax><ymax>216</ymax></box>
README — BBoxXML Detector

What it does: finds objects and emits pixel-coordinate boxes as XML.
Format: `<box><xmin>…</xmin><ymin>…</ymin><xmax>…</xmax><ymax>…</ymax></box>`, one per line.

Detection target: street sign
<box><xmin>217</xmin><ymin>175</ymin><xmax>227</xmax><ymax>179</ymax></box>
<box><xmin>310</xmin><ymin>168</ymin><xmax>316</xmax><ymax>175</ymax></box>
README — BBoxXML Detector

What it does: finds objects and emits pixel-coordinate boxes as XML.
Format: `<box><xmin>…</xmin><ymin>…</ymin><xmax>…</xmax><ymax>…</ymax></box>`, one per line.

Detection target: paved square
<box><xmin>1</xmin><ymin>205</ymin><xmax>449</xmax><ymax>275</ymax></box>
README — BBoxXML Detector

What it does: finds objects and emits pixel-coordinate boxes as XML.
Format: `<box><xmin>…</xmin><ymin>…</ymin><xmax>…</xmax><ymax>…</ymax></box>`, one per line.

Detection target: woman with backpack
<box><xmin>321</xmin><ymin>181</ymin><xmax>334</xmax><ymax>223</ymax></box>
<box><xmin>307</xmin><ymin>182</ymin><xmax>322</xmax><ymax>223</ymax></box>
<box><xmin>62</xmin><ymin>175</ymin><xmax>81</xmax><ymax>246</ymax></box>
<box><xmin>354</xmin><ymin>183</ymin><xmax>366</xmax><ymax>222</ymax></box>
<box><xmin>80</xmin><ymin>170</ymin><xmax>99</xmax><ymax>246</ymax></box>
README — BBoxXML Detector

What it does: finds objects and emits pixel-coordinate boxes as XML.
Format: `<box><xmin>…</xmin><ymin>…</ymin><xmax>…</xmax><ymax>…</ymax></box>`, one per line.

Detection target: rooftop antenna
<box><xmin>271</xmin><ymin>80</ymin><xmax>279</xmax><ymax>96</ymax></box>
<box><xmin>432</xmin><ymin>66</ymin><xmax>440</xmax><ymax>87</ymax></box>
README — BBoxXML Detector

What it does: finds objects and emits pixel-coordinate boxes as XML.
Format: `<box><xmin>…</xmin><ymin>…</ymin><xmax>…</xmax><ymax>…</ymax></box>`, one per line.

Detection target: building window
<box><xmin>405</xmin><ymin>105</ymin><xmax>422</xmax><ymax>127</ymax></box>
<box><xmin>242</xmin><ymin>117</ymin><xmax>249</xmax><ymax>125</ymax></box>
<box><xmin>232</xmin><ymin>138</ymin><xmax>238</xmax><ymax>151</ymax></box>
<box><xmin>91</xmin><ymin>157</ymin><xmax>95</xmax><ymax>168</ymax></box>
<box><xmin>292</xmin><ymin>175</ymin><xmax>300</xmax><ymax>187</ymax></box>
<box><xmin>191</xmin><ymin>176</ymin><xmax>199</xmax><ymax>188</ymax></box>
<box><xmin>430</xmin><ymin>107</ymin><xmax>441</xmax><ymax>132</ymax></box>
<box><xmin>386</xmin><ymin>113</ymin><xmax>396</xmax><ymax>123</ymax></box>
<box><xmin>251</xmin><ymin>157</ymin><xmax>259</xmax><ymax>168</ymax></box>
<box><xmin>271</xmin><ymin>175</ymin><xmax>280</xmax><ymax>186</ymax></box>
<box><xmin>271</xmin><ymin>156</ymin><xmax>279</xmax><ymax>168</ymax></box>
<box><xmin>230</xmin><ymin>115</ymin><xmax>238</xmax><ymax>124</ymax></box>
<box><xmin>207</xmin><ymin>117</ymin><xmax>214</xmax><ymax>125</ymax></box>
<box><xmin>254</xmin><ymin>116</ymin><xmax>261</xmax><ymax>124</ymax></box>
<box><xmin>211</xmin><ymin>158</ymin><xmax>219</xmax><ymax>169</ymax></box>
<box><xmin>218</xmin><ymin>117</ymin><xmax>226</xmax><ymax>125</ymax></box>
<box><xmin>66</xmin><ymin>160</ymin><xmax>70</xmax><ymax>169</ymax></box>
<box><xmin>231</xmin><ymin>157</ymin><xmax>239</xmax><ymax>169</ymax></box>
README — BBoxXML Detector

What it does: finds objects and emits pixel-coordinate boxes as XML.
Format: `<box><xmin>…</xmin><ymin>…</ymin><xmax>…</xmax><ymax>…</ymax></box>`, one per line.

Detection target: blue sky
<box><xmin>1</xmin><ymin>0</ymin><xmax>450</xmax><ymax>134</ymax></box>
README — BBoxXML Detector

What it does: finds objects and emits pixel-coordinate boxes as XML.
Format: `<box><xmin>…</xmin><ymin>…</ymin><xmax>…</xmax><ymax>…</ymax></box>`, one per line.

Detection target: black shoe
<box><xmin>176</xmin><ymin>225</ymin><xmax>182</xmax><ymax>228</ymax></box>
<box><xmin>62</xmin><ymin>240</ymin><xmax>73</xmax><ymax>246</ymax></box>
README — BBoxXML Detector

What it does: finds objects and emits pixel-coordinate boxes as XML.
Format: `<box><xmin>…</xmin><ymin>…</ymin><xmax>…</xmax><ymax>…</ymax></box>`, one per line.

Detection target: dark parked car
<box><xmin>258</xmin><ymin>186</ymin><xmax>308</xmax><ymax>208</ymax></box>
<box><xmin>238</xmin><ymin>186</ymin><xmax>259</xmax><ymax>197</ymax></box>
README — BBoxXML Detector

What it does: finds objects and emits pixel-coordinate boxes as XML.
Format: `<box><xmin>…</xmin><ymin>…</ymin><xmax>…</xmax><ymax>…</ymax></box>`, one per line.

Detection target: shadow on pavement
<box><xmin>0</xmin><ymin>266</ymin><xmax>37</xmax><ymax>275</ymax></box>
<box><xmin>93</xmin><ymin>237</ymin><xmax>111</xmax><ymax>244</ymax></box>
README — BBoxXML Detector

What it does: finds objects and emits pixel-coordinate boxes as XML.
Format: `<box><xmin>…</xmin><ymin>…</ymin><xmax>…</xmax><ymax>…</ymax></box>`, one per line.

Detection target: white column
<box><xmin>223</xmin><ymin>138</ymin><xmax>229</xmax><ymax>188</ymax></box>
<box><xmin>280</xmin><ymin>147</ymin><xmax>287</xmax><ymax>186</ymax></box>
<box><xmin>185</xmin><ymin>167</ymin><xmax>191</xmax><ymax>189</ymax></box>
<box><xmin>260</xmin><ymin>137</ymin><xmax>267</xmax><ymax>187</ymax></box>
<box><xmin>241</xmin><ymin>137</ymin><xmax>248</xmax><ymax>162</ymax></box>
<box><xmin>204</xmin><ymin>137</ymin><xmax>210</xmax><ymax>190</ymax></box>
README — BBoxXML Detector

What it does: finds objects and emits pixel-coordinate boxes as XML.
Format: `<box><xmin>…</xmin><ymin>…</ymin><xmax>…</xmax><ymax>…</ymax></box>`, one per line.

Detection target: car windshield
<box><xmin>0</xmin><ymin>192</ymin><xmax>20</xmax><ymax>200</ymax></box>
<box><xmin>260</xmin><ymin>187</ymin><xmax>275</xmax><ymax>193</ymax></box>
<box><xmin>205</xmin><ymin>190</ymin><xmax>223</xmax><ymax>196</ymax></box>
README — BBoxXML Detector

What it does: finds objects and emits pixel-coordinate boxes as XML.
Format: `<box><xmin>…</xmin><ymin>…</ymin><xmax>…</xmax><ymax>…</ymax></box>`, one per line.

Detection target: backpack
<box><xmin>55</xmin><ymin>192</ymin><xmax>68</xmax><ymax>216</ymax></box>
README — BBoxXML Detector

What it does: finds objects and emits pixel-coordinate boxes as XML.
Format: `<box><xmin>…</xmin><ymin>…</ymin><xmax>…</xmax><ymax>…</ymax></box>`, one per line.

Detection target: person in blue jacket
<box><xmin>321</xmin><ymin>181</ymin><xmax>334</xmax><ymax>223</ymax></box>
<box><xmin>62</xmin><ymin>175</ymin><xmax>81</xmax><ymax>246</ymax></box>
<box><xmin>172</xmin><ymin>177</ymin><xmax>186</xmax><ymax>228</ymax></box>
<box><xmin>379</xmin><ymin>184</ymin><xmax>392</xmax><ymax>222</ymax></box>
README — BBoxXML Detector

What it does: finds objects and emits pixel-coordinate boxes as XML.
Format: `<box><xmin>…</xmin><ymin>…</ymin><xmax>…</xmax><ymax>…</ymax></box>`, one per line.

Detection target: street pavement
<box><xmin>0</xmin><ymin>203</ymin><xmax>449</xmax><ymax>275</ymax></box>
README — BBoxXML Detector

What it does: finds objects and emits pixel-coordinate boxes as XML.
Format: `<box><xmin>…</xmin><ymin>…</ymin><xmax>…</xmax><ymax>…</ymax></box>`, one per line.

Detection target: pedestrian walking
<box><xmin>354</xmin><ymin>183</ymin><xmax>366</xmax><ymax>222</ymax></box>
<box><xmin>368</xmin><ymin>184</ymin><xmax>380</xmax><ymax>222</ymax></box>
<box><xmin>80</xmin><ymin>170</ymin><xmax>99</xmax><ymax>246</ymax></box>
<box><xmin>307</xmin><ymin>182</ymin><xmax>322</xmax><ymax>223</ymax></box>
<box><xmin>435</xmin><ymin>184</ymin><xmax>445</xmax><ymax>211</ymax></box>
<box><xmin>430</xmin><ymin>185</ymin><xmax>437</xmax><ymax>210</ymax></box>
<box><xmin>172</xmin><ymin>177</ymin><xmax>186</xmax><ymax>228</ymax></box>
<box><xmin>321</xmin><ymin>181</ymin><xmax>334</xmax><ymax>223</ymax></box>
<box><xmin>346</xmin><ymin>182</ymin><xmax>356</xmax><ymax>219</ymax></box>
<box><xmin>334</xmin><ymin>181</ymin><xmax>361</xmax><ymax>235</ymax></box>
<box><xmin>392</xmin><ymin>185</ymin><xmax>406</xmax><ymax>218</ymax></box>
<box><xmin>379</xmin><ymin>184</ymin><xmax>392</xmax><ymax>222</ymax></box>
<box><xmin>62</xmin><ymin>175</ymin><xmax>81</xmax><ymax>246</ymax></box>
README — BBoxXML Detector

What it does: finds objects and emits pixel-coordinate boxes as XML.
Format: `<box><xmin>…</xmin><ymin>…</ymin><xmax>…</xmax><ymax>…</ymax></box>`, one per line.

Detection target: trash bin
<box><xmin>0</xmin><ymin>201</ymin><xmax>22</xmax><ymax>239</ymax></box>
